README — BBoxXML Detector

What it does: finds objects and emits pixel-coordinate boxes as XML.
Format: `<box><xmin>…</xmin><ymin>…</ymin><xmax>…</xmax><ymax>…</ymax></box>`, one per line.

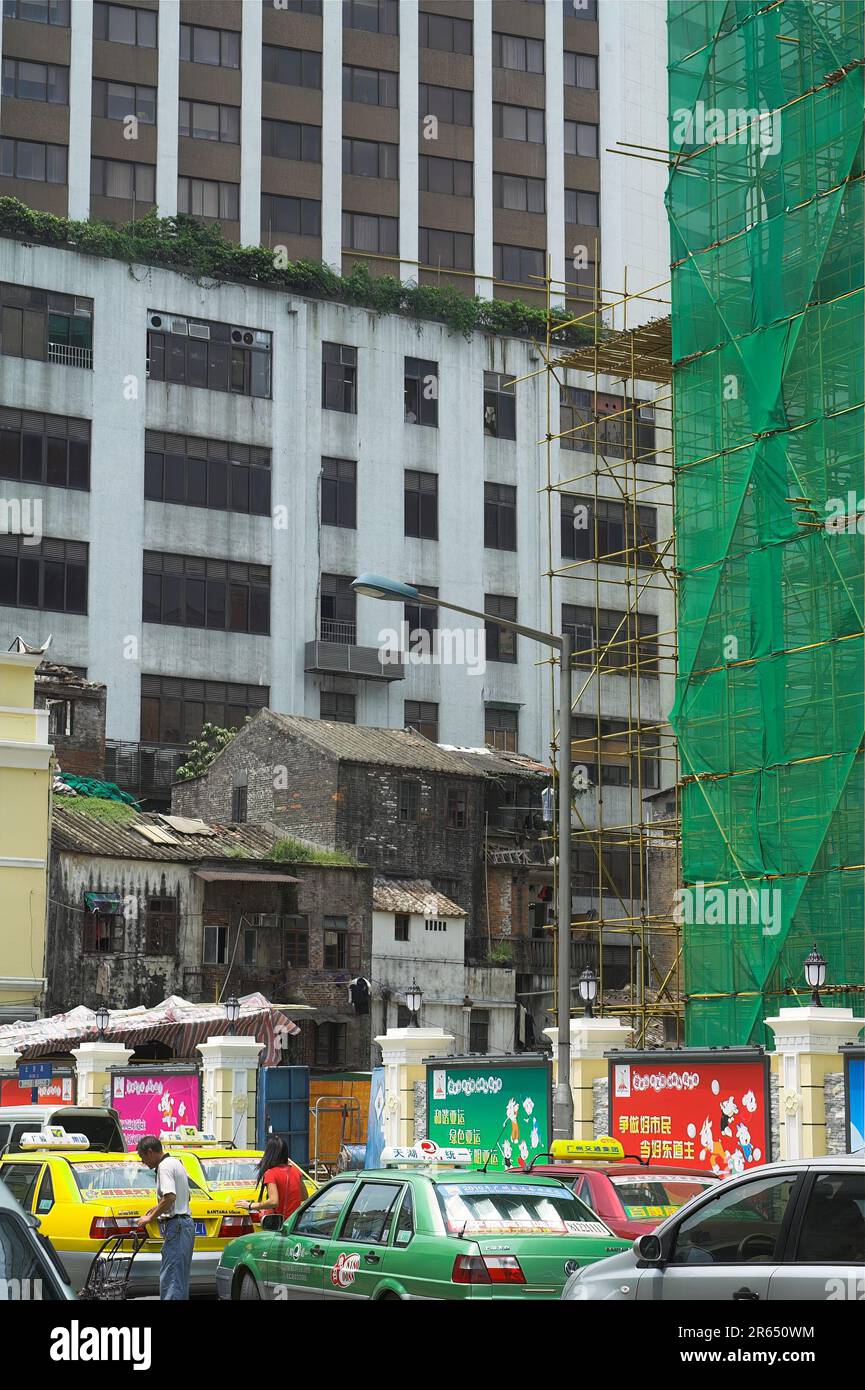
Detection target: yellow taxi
<box><xmin>159</xmin><ymin>1128</ymin><xmax>317</xmax><ymax>1217</ymax></box>
<box><xmin>0</xmin><ymin>1127</ymin><xmax>256</xmax><ymax>1296</ymax></box>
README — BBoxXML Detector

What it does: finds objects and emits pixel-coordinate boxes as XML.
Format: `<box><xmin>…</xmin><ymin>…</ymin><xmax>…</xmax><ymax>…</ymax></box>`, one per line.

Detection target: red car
<box><xmin>523</xmin><ymin>1160</ymin><xmax>718</xmax><ymax>1240</ymax></box>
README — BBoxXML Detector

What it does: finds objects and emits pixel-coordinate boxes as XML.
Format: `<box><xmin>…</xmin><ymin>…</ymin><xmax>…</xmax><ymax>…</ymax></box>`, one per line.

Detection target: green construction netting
<box><xmin>667</xmin><ymin>0</ymin><xmax>864</xmax><ymax>1045</ymax></box>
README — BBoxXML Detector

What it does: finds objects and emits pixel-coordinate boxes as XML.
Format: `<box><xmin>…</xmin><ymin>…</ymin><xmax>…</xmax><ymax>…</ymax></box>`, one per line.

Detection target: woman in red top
<box><xmin>237</xmin><ymin>1136</ymin><xmax>304</xmax><ymax>1229</ymax></box>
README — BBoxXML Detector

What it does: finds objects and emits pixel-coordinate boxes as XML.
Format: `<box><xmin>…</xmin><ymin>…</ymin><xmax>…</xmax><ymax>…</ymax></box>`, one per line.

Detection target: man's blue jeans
<box><xmin>159</xmin><ymin>1215</ymin><xmax>195</xmax><ymax>1300</ymax></box>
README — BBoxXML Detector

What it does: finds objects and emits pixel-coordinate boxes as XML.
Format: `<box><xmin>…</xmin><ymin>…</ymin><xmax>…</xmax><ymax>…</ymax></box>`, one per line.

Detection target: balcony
<box><xmin>48</xmin><ymin>343</ymin><xmax>93</xmax><ymax>370</ymax></box>
<box><xmin>508</xmin><ymin>938</ymin><xmax>598</xmax><ymax>975</ymax></box>
<box><xmin>305</xmin><ymin>619</ymin><xmax>405</xmax><ymax>682</ymax></box>
<box><xmin>104</xmin><ymin>741</ymin><xmax>188</xmax><ymax>805</ymax></box>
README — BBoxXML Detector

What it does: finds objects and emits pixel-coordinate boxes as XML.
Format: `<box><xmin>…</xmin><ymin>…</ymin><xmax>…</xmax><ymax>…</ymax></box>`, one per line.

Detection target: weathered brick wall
<box><xmin>485</xmin><ymin>867</ymin><xmax>529</xmax><ymax>940</ymax></box>
<box><xmin>824</xmin><ymin>1072</ymin><xmax>846</xmax><ymax>1155</ymax></box>
<box><xmin>37</xmin><ymin>675</ymin><xmax>107</xmax><ymax>778</ymax></box>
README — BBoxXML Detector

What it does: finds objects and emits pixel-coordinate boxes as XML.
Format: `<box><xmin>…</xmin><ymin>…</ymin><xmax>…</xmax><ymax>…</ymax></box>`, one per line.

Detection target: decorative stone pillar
<box><xmin>375</xmin><ymin>1027</ymin><xmax>454</xmax><ymax>1149</ymax></box>
<box><xmin>544</xmin><ymin>1017</ymin><xmax>632</xmax><ymax>1140</ymax></box>
<box><xmin>765</xmin><ymin>1006</ymin><xmax>864</xmax><ymax>1160</ymax></box>
<box><xmin>197</xmin><ymin>1036</ymin><xmax>264</xmax><ymax>1148</ymax></box>
<box><xmin>71</xmin><ymin>1041</ymin><xmax>134</xmax><ymax>1108</ymax></box>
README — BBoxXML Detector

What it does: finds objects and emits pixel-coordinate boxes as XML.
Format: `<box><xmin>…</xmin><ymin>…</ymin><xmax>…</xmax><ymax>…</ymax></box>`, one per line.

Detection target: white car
<box><xmin>562</xmin><ymin>1153</ymin><xmax>864</xmax><ymax>1301</ymax></box>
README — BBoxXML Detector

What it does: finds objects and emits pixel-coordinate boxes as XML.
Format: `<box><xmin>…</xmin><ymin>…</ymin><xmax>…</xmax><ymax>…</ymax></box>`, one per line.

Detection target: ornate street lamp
<box><xmin>94</xmin><ymin>1004</ymin><xmax>110</xmax><ymax>1040</ymax></box>
<box><xmin>577</xmin><ymin>967</ymin><xmax>598</xmax><ymax>1019</ymax></box>
<box><xmin>405</xmin><ymin>980</ymin><xmax>423</xmax><ymax>1028</ymax></box>
<box><xmin>803</xmin><ymin>945</ymin><xmax>827</xmax><ymax>1007</ymax></box>
<box><xmin>225</xmin><ymin>996</ymin><xmax>241</xmax><ymax>1034</ymax></box>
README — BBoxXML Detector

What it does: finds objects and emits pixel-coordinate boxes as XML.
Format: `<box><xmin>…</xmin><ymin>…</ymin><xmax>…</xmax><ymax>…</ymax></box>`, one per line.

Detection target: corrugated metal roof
<box><xmin>440</xmin><ymin>746</ymin><xmax>551</xmax><ymax>779</ymax></box>
<box><xmin>265</xmin><ymin>710</ymin><xmax>485</xmax><ymax>775</ymax></box>
<box><xmin>373</xmin><ymin>877</ymin><xmax>466</xmax><ymax>918</ymax></box>
<box><xmin>52</xmin><ymin>806</ymin><xmax>284</xmax><ymax>863</ymax></box>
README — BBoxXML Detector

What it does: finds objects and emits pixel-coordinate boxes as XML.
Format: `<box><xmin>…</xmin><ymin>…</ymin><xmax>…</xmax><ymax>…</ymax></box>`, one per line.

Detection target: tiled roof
<box><xmin>52</xmin><ymin>806</ymin><xmax>283</xmax><ymax>863</ymax></box>
<box><xmin>373</xmin><ymin>877</ymin><xmax>466</xmax><ymax>917</ymax></box>
<box><xmin>439</xmin><ymin>746</ymin><xmax>551</xmax><ymax>779</ymax></box>
<box><xmin>264</xmin><ymin>710</ymin><xmax>485</xmax><ymax>775</ymax></box>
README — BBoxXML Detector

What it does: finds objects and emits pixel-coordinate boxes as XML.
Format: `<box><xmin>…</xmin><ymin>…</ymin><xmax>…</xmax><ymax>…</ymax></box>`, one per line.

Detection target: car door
<box><xmin>767</xmin><ymin>1169</ymin><xmax>865</xmax><ymax>1300</ymax></box>
<box><xmin>636</xmin><ymin>1170</ymin><xmax>800</xmax><ymax>1301</ymax></box>
<box><xmin>324</xmin><ymin>1179</ymin><xmax>405</xmax><ymax>1300</ymax></box>
<box><xmin>262</xmin><ymin>1181</ymin><xmax>355</xmax><ymax>1300</ymax></box>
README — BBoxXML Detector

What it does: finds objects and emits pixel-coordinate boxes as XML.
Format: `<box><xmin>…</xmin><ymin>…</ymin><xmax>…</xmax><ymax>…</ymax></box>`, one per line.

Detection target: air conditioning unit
<box><xmin>188</xmin><ymin>322</ymin><xmax>211</xmax><ymax>340</ymax></box>
<box><xmin>148</xmin><ymin>313</ymin><xmax>164</xmax><ymax>330</ymax></box>
<box><xmin>169</xmin><ymin>317</ymin><xmax>189</xmax><ymax>335</ymax></box>
<box><xmin>231</xmin><ymin>327</ymin><xmax>255</xmax><ymax>346</ymax></box>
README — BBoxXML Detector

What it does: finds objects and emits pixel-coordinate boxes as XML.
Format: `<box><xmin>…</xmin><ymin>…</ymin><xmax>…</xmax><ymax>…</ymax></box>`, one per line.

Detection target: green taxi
<box><xmin>215</xmin><ymin>1142</ymin><xmax>629</xmax><ymax>1300</ymax></box>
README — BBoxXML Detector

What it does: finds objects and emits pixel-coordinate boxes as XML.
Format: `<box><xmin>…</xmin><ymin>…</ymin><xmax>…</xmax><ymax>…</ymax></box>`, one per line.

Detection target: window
<box><xmin>145</xmin><ymin>897</ymin><xmax>177</xmax><ymax>955</ymax></box>
<box><xmin>398</xmin><ymin>780</ymin><xmax>419</xmax><ymax>823</ymax></box>
<box><xmin>177</xmin><ymin>177</ymin><xmax>239</xmax><ymax>221</ymax></box>
<box><xmin>147</xmin><ymin>313</ymin><xmax>271</xmax><ymax>398</ymax></box>
<box><xmin>294</xmin><ymin>1182</ymin><xmax>352</xmax><ymax>1236</ymax></box>
<box><xmin>404</xmin><ymin>358</ymin><xmax>438</xmax><ymax>428</ymax></box>
<box><xmin>242</xmin><ymin>928</ymin><xmax>258</xmax><ymax>967</ymax></box>
<box><xmin>485</xmin><ymin>707</ymin><xmax>518</xmax><ymax>752</ymax></box>
<box><xmin>341</xmin><ymin>1181</ymin><xmax>402</xmax><ymax>1243</ymax></box>
<box><xmin>483</xmin><ymin>375</ymin><xmax>516</xmax><ymax>442</ymax></box>
<box><xmin>261</xmin><ymin>194</ymin><xmax>321</xmax><ymax>236</ymax></box>
<box><xmin>0</xmin><ymin>283</ymin><xmax>92</xmax><ymax>365</ymax></box>
<box><xmin>404</xmin><ymin>585</ymin><xmax>437</xmax><ymax>643</ymax></box>
<box><xmin>203</xmin><ymin>924</ymin><xmax>228</xmax><ymax>965</ymax></box>
<box><xmin>493</xmin><ymin>32</ymin><xmax>544</xmax><ymax>73</ymax></box>
<box><xmin>419</xmin><ymin>83</ymin><xmax>471</xmax><ymax>127</ymax></box>
<box><xmin>0</xmin><ymin>536</ymin><xmax>87</xmax><ymax>614</ymax></box>
<box><xmin>139</xmin><ymin>676</ymin><xmax>268</xmax><ymax>746</ymax></box>
<box><xmin>572</xmin><ymin>716</ymin><xmax>660</xmax><ymax>791</ymax></box>
<box><xmin>284</xmin><ymin>916</ymin><xmax>309</xmax><ymax>969</ymax></box>
<box><xmin>0</xmin><ymin>1163</ymin><xmax>41</xmax><ymax>1210</ymax></box>
<box><xmin>142</xmin><ymin>553</ymin><xmax>270</xmax><ymax>635</ymax></box>
<box><xmin>180</xmin><ymin>23</ymin><xmax>240</xmax><ymax>68</ymax></box>
<box><xmin>485</xmin><ymin>595</ymin><xmax>517</xmax><ymax>663</ymax></box>
<box><xmin>671</xmin><ymin>1174</ymin><xmax>797</xmax><ymax>1266</ymax></box>
<box><xmin>83</xmin><ymin>908</ymin><xmax>123</xmax><ymax>954</ymax></box>
<box><xmin>231</xmin><ymin>778</ymin><xmax>248</xmax><ymax>822</ymax></box>
<box><xmin>321</xmin><ymin>342</ymin><xmax>357</xmax><ymax>412</ymax></box>
<box><xmin>424</xmin><ymin>919</ymin><xmax>446</xmax><ymax>933</ymax></box>
<box><xmin>393</xmin><ymin>1186</ymin><xmax>414</xmax><ymax>1245</ymax></box>
<box><xmin>565</xmin><ymin>121</ymin><xmax>599</xmax><ymax>158</ymax></box>
<box><xmin>321</xmin><ymin>457</ymin><xmax>357</xmax><ymax>528</ymax></box>
<box><xmin>320</xmin><ymin>572</ymin><xmax>356</xmax><ymax>642</ymax></box>
<box><xmin>563</xmin><ymin>604</ymin><xmax>659</xmax><ymax>675</ymax></box>
<box><xmin>342</xmin><ymin>64</ymin><xmax>397</xmax><ymax>107</ymax></box>
<box><xmin>179</xmin><ymin>101</ymin><xmax>240</xmax><ymax>144</ymax></box>
<box><xmin>405</xmin><ymin>700</ymin><xmax>437</xmax><ymax>741</ymax></box>
<box><xmin>314</xmin><ymin>1021</ymin><xmax>346</xmax><ymax>1066</ymax></box>
<box><xmin>262</xmin><ymin>44</ymin><xmax>322</xmax><ymax>88</ymax></box>
<box><xmin>419</xmin><ymin>155</ymin><xmax>472</xmax><ymax>197</ymax></box>
<box><xmin>493</xmin><ymin>244</ymin><xmax>544</xmax><ymax>287</ymax></box>
<box><xmin>493</xmin><ymin>173</ymin><xmax>545</xmax><ymax>213</ymax></box>
<box><xmin>565</xmin><ymin>189</ymin><xmax>599</xmax><ymax>225</ymax></box>
<box><xmin>469</xmin><ymin>1009</ymin><xmax>490</xmax><ymax>1053</ymax></box>
<box><xmin>2</xmin><ymin>1</ymin><xmax>70</xmax><ymax>23</ymax></box>
<box><xmin>419</xmin><ymin>227</ymin><xmax>473</xmax><ymax>272</ymax></box>
<box><xmin>91</xmin><ymin>158</ymin><xmax>155</xmax><ymax>203</ymax></box>
<box><xmin>0</xmin><ymin>138</ymin><xmax>67</xmax><ymax>183</ymax></box>
<box><xmin>262</xmin><ymin>119</ymin><xmax>321</xmax><ymax>162</ymax></box>
<box><xmin>794</xmin><ymin>1172</ymin><xmax>865</xmax><ymax>1263</ymax></box>
<box><xmin>560</xmin><ymin>384</ymin><xmax>627</xmax><ymax>455</ymax></box>
<box><xmin>93</xmin><ymin>2</ymin><xmax>156</xmax><ymax>46</ymax></box>
<box><xmin>46</xmin><ymin>699</ymin><xmax>73</xmax><ymax>738</ymax></box>
<box><xmin>144</xmin><ymin>431</ymin><xmax>271</xmax><ymax>516</ymax></box>
<box><xmin>320</xmin><ymin>691</ymin><xmax>356</xmax><ymax>723</ymax></box>
<box><xmin>394</xmin><ymin>914</ymin><xmax>410</xmax><ymax>942</ymax></box>
<box><xmin>343</xmin><ymin>0</ymin><xmax>398</xmax><ymax>35</ymax></box>
<box><xmin>91</xmin><ymin>79</ymin><xmax>155</xmax><ymax>123</ymax></box>
<box><xmin>0</xmin><ymin>409</ymin><xmax>89</xmax><ymax>490</ymax></box>
<box><xmin>484</xmin><ymin>482</ymin><xmax>517</xmax><ymax>549</ymax></box>
<box><xmin>568</xmin><ymin>0</ymin><xmax>597</xmax><ymax>18</ymax></box>
<box><xmin>2</xmin><ymin>59</ymin><xmax>68</xmax><ymax>103</ymax></box>
<box><xmin>492</xmin><ymin>103</ymin><xmax>544</xmax><ymax>143</ymax></box>
<box><xmin>324</xmin><ymin>916</ymin><xmax>359</xmax><ymax>971</ymax></box>
<box><xmin>343</xmin><ymin>138</ymin><xmax>398</xmax><ymax>179</ymax></box>
<box><xmin>561</xmin><ymin>494</ymin><xmax>657</xmax><ymax>566</ymax></box>
<box><xmin>342</xmin><ymin>211</ymin><xmax>398</xmax><ymax>255</ymax></box>
<box><xmin>35</xmin><ymin>1166</ymin><xmax>54</xmax><ymax>1214</ymax></box>
<box><xmin>446</xmin><ymin>787</ymin><xmax>467</xmax><ymax>829</ymax></box>
<box><xmin>404</xmin><ymin>471</ymin><xmax>438</xmax><ymax>539</ymax></box>
<box><xmin>564</xmin><ymin>52</ymin><xmax>598</xmax><ymax>88</ymax></box>
<box><xmin>419</xmin><ymin>11</ymin><xmax>472</xmax><ymax>54</ymax></box>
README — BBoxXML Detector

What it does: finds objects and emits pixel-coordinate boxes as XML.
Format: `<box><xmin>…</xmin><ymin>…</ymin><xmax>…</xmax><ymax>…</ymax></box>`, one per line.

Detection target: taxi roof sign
<box><xmin>159</xmin><ymin>1128</ymin><xmax>219</xmax><ymax>1146</ymax></box>
<box><xmin>19</xmin><ymin>1127</ymin><xmax>90</xmax><ymax>1151</ymax></box>
<box><xmin>381</xmin><ymin>1141</ymin><xmax>473</xmax><ymax>1167</ymax></box>
<box><xmin>550</xmin><ymin>1137</ymin><xmax>625</xmax><ymax>1162</ymax></box>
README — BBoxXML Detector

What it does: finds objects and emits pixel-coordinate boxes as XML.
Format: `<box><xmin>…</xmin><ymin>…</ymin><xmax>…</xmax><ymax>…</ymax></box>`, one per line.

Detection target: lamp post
<box><xmin>225</xmin><ymin>996</ymin><xmax>240</xmax><ymax>1034</ymax></box>
<box><xmin>577</xmin><ymin>967</ymin><xmax>598</xmax><ymax>1019</ymax></box>
<box><xmin>405</xmin><ymin>979</ymin><xmax>423</xmax><ymax>1027</ymax></box>
<box><xmin>803</xmin><ymin>944</ymin><xmax>827</xmax><ymax>1007</ymax></box>
<box><xmin>94</xmin><ymin>1004</ymin><xmax>109</xmax><ymax>1041</ymax></box>
<box><xmin>352</xmin><ymin>573</ymin><xmax>574</xmax><ymax>1139</ymax></box>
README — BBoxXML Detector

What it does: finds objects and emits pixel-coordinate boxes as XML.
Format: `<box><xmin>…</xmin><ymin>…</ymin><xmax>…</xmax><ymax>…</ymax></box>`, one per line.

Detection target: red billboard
<box><xmin>608</xmin><ymin>1053</ymin><xmax>770</xmax><ymax>1178</ymax></box>
<box><xmin>0</xmin><ymin>1075</ymin><xmax>74</xmax><ymax>1106</ymax></box>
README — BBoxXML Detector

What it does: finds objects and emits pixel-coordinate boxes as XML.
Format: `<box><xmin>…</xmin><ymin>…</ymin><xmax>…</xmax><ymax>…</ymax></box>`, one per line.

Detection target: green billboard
<box><xmin>425</xmin><ymin>1055</ymin><xmax>552</xmax><ymax>1170</ymax></box>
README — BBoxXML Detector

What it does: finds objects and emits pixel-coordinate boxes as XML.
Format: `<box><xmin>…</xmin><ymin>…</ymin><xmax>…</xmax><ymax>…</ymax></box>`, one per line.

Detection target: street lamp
<box><xmin>578</xmin><ymin>967</ymin><xmax>598</xmax><ymax>1019</ymax></box>
<box><xmin>405</xmin><ymin>980</ymin><xmax>423</xmax><ymax>1027</ymax></box>
<box><xmin>803</xmin><ymin>944</ymin><xmax>827</xmax><ymax>1007</ymax></box>
<box><xmin>225</xmin><ymin>996</ymin><xmax>241</xmax><ymax>1034</ymax></box>
<box><xmin>353</xmin><ymin>573</ymin><xmax>574</xmax><ymax>1139</ymax></box>
<box><xmin>94</xmin><ymin>1004</ymin><xmax>109</xmax><ymax>1040</ymax></box>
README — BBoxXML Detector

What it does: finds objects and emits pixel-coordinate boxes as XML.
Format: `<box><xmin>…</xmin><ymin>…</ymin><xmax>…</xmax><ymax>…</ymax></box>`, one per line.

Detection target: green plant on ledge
<box><xmin>0</xmin><ymin>197</ymin><xmax>596</xmax><ymax>347</ymax></box>
<box><xmin>487</xmin><ymin>940</ymin><xmax>514</xmax><ymax>966</ymax></box>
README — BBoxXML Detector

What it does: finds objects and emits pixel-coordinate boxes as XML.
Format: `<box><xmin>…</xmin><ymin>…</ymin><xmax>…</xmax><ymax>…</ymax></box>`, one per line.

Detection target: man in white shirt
<box><xmin>136</xmin><ymin>1135</ymin><xmax>196</xmax><ymax>1299</ymax></box>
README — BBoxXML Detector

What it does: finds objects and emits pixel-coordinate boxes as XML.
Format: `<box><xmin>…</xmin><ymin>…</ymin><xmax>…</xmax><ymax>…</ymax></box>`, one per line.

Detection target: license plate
<box><xmin>194</xmin><ymin>1221</ymin><xmax>207</xmax><ymax>1236</ymax></box>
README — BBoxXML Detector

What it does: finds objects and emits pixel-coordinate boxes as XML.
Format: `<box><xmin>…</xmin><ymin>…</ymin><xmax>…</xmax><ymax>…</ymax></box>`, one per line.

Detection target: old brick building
<box><xmin>35</xmin><ymin>661</ymin><xmax>106</xmax><ymax>778</ymax></box>
<box><xmin>48</xmin><ymin>802</ymin><xmax>371</xmax><ymax>1071</ymax></box>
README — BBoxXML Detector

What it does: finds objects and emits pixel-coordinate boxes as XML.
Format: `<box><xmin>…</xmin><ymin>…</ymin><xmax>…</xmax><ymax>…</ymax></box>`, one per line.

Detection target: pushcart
<box><xmin>80</xmin><ymin>1229</ymin><xmax>147</xmax><ymax>1301</ymax></box>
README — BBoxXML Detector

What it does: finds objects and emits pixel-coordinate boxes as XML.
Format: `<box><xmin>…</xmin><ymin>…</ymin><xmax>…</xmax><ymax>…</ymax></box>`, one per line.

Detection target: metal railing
<box><xmin>48</xmin><ymin>342</ymin><xmax>93</xmax><ymax>370</ymax></box>
<box><xmin>320</xmin><ymin>617</ymin><xmax>357</xmax><ymax>644</ymax></box>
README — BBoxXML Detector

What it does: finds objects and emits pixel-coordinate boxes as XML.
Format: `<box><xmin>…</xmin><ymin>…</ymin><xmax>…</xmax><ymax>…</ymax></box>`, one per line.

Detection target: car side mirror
<box><xmin>634</xmin><ymin>1233</ymin><xmax>664</xmax><ymax>1264</ymax></box>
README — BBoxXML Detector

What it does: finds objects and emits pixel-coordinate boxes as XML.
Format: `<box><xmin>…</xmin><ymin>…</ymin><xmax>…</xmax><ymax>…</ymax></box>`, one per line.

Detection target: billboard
<box><xmin>843</xmin><ymin>1049</ymin><xmax>864</xmax><ymax>1153</ymax></box>
<box><xmin>0</xmin><ymin>1074</ymin><xmax>74</xmax><ymax>1107</ymax></box>
<box><xmin>609</xmin><ymin>1050</ymin><xmax>770</xmax><ymax>1178</ymax></box>
<box><xmin>425</xmin><ymin>1056</ymin><xmax>551</xmax><ymax>1170</ymax></box>
<box><xmin>111</xmin><ymin>1070</ymin><xmax>201</xmax><ymax>1151</ymax></box>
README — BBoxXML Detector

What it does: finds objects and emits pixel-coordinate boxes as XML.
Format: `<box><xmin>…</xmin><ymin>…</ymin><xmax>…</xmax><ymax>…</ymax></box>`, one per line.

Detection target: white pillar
<box><xmin>155</xmin><ymin>0</ymin><xmax>180</xmax><ymax>216</ymax></box>
<box><xmin>398</xmin><ymin>1</ymin><xmax>419</xmax><ymax>280</ymax></box>
<box><xmin>197</xmin><ymin>1036</ymin><xmax>264</xmax><ymax>1148</ymax></box>
<box><xmin>765</xmin><ymin>1006</ymin><xmax>865</xmax><ymax>1160</ymax></box>
<box><xmin>545</xmin><ymin>0</ymin><xmax>566</xmax><ymax>308</ymax></box>
<box><xmin>375</xmin><ymin>1027</ymin><xmax>454</xmax><ymax>1148</ymax></box>
<box><xmin>67</xmin><ymin>0</ymin><xmax>94</xmax><ymax>219</ymax></box>
<box><xmin>320</xmin><ymin>0</ymin><xmax>343</xmax><ymax>269</ymax></box>
<box><xmin>473</xmin><ymin>3</ymin><xmax>493</xmax><ymax>297</ymax></box>
<box><xmin>239</xmin><ymin>0</ymin><xmax>263</xmax><ymax>244</ymax></box>
<box><xmin>71</xmin><ymin>1041</ymin><xmax>135</xmax><ymax>1108</ymax></box>
<box><xmin>544</xmin><ymin>1017</ymin><xmax>632</xmax><ymax>1139</ymax></box>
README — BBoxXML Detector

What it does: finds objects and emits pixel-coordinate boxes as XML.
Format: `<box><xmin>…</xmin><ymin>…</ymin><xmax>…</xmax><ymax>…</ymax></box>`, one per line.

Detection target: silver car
<box><xmin>562</xmin><ymin>1153</ymin><xmax>864</xmax><ymax>1301</ymax></box>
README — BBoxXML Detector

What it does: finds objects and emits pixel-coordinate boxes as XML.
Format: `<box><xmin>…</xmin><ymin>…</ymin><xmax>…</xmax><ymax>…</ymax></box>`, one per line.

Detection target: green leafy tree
<box><xmin>175</xmin><ymin>722</ymin><xmax>241</xmax><ymax>781</ymax></box>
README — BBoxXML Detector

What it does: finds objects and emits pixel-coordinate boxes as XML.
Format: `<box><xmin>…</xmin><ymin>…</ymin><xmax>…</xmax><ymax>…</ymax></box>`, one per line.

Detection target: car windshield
<box><xmin>198</xmin><ymin>1156</ymin><xmax>260</xmax><ymax>1187</ymax></box>
<box><xmin>436</xmin><ymin>1182</ymin><xmax>603</xmax><ymax>1236</ymax></box>
<box><xmin>69</xmin><ymin>1161</ymin><xmax>206</xmax><ymax>1199</ymax></box>
<box><xmin>608</xmin><ymin>1174</ymin><xmax>715</xmax><ymax>1220</ymax></box>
